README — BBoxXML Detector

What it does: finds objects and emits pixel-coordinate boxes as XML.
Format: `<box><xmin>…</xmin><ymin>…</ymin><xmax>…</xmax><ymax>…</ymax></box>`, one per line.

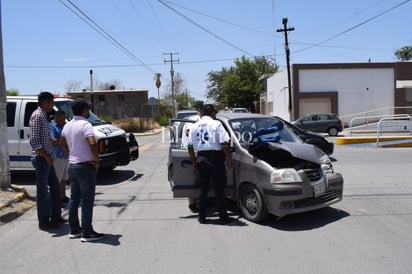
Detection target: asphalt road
<box><xmin>1</xmin><ymin>132</ymin><xmax>412</xmax><ymax>274</ymax></box>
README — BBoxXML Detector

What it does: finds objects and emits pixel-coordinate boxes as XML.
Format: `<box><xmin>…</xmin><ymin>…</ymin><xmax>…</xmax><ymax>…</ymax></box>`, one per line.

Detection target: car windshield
<box><xmin>228</xmin><ymin>117</ymin><xmax>302</xmax><ymax>145</ymax></box>
<box><xmin>55</xmin><ymin>100</ymin><xmax>105</xmax><ymax>126</ymax></box>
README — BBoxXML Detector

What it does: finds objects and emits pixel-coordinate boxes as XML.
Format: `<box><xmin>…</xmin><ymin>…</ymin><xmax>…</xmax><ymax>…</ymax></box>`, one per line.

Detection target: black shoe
<box><xmin>69</xmin><ymin>229</ymin><xmax>82</xmax><ymax>239</ymax></box>
<box><xmin>189</xmin><ymin>204</ymin><xmax>199</xmax><ymax>213</ymax></box>
<box><xmin>39</xmin><ymin>222</ymin><xmax>60</xmax><ymax>231</ymax></box>
<box><xmin>219</xmin><ymin>216</ymin><xmax>235</xmax><ymax>225</ymax></box>
<box><xmin>198</xmin><ymin>217</ymin><xmax>207</xmax><ymax>224</ymax></box>
<box><xmin>81</xmin><ymin>231</ymin><xmax>105</xmax><ymax>242</ymax></box>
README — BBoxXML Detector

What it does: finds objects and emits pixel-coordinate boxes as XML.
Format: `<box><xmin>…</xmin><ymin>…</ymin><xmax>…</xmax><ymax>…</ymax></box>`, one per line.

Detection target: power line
<box><xmin>5</xmin><ymin>54</ymin><xmax>278</xmax><ymax>69</ymax></box>
<box><xmin>157</xmin><ymin>0</ymin><xmax>254</xmax><ymax>57</ymax></box>
<box><xmin>161</xmin><ymin>0</ymin><xmax>274</xmax><ymax>37</ymax></box>
<box><xmin>58</xmin><ymin>0</ymin><xmax>156</xmax><ymax>74</ymax></box>
<box><xmin>293</xmin><ymin>0</ymin><xmax>410</xmax><ymax>54</ymax></box>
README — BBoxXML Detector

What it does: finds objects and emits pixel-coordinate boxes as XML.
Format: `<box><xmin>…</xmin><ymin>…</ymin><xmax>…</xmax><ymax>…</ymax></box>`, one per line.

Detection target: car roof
<box><xmin>177</xmin><ymin>110</ymin><xmax>198</xmax><ymax>113</ymax></box>
<box><xmin>7</xmin><ymin>96</ymin><xmax>73</xmax><ymax>102</ymax></box>
<box><xmin>216</xmin><ymin>112</ymin><xmax>272</xmax><ymax>121</ymax></box>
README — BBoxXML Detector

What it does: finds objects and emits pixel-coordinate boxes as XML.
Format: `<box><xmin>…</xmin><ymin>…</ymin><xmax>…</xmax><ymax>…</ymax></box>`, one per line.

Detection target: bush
<box><xmin>113</xmin><ymin>117</ymin><xmax>160</xmax><ymax>133</ymax></box>
<box><xmin>99</xmin><ymin>114</ymin><xmax>114</xmax><ymax>123</ymax></box>
<box><xmin>158</xmin><ymin>116</ymin><xmax>169</xmax><ymax>126</ymax></box>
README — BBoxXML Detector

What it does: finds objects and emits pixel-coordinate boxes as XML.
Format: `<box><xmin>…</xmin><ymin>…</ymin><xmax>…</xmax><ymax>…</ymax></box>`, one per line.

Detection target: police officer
<box><xmin>188</xmin><ymin>104</ymin><xmax>234</xmax><ymax>225</ymax></box>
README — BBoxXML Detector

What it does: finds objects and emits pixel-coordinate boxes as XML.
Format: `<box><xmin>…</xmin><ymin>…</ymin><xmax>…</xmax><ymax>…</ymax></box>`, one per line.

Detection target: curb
<box><xmin>336</xmin><ymin>135</ymin><xmax>412</xmax><ymax>145</ymax></box>
<box><xmin>0</xmin><ymin>184</ymin><xmax>29</xmax><ymax>210</ymax></box>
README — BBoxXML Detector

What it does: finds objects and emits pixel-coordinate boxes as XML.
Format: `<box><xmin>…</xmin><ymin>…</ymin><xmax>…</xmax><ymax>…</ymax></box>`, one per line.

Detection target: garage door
<box><xmin>299</xmin><ymin>97</ymin><xmax>331</xmax><ymax>117</ymax></box>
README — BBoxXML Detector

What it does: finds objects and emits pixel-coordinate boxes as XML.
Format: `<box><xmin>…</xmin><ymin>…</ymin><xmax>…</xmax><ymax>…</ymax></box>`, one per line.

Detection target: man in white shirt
<box><xmin>188</xmin><ymin>104</ymin><xmax>234</xmax><ymax>225</ymax></box>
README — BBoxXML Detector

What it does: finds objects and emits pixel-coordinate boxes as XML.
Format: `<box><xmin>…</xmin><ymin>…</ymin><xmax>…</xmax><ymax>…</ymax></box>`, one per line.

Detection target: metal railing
<box><xmin>348</xmin><ymin>114</ymin><xmax>411</xmax><ymax>136</ymax></box>
<box><xmin>376</xmin><ymin>116</ymin><xmax>412</xmax><ymax>145</ymax></box>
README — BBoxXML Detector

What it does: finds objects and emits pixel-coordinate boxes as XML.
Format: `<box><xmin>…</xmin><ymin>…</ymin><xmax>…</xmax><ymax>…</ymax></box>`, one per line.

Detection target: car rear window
<box><xmin>176</xmin><ymin>111</ymin><xmax>198</xmax><ymax>119</ymax></box>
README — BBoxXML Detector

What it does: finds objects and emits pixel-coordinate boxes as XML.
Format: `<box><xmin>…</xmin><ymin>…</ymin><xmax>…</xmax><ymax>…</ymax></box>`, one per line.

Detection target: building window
<box><xmin>98</xmin><ymin>95</ymin><xmax>105</xmax><ymax>102</ymax></box>
<box><xmin>118</xmin><ymin>94</ymin><xmax>125</xmax><ymax>101</ymax></box>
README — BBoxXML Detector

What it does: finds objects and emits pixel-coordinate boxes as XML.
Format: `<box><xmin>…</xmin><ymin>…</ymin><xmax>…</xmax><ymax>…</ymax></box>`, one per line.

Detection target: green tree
<box><xmin>206</xmin><ymin>55</ymin><xmax>278</xmax><ymax>112</ymax></box>
<box><xmin>395</xmin><ymin>46</ymin><xmax>412</xmax><ymax>61</ymax></box>
<box><xmin>6</xmin><ymin>88</ymin><xmax>19</xmax><ymax>96</ymax></box>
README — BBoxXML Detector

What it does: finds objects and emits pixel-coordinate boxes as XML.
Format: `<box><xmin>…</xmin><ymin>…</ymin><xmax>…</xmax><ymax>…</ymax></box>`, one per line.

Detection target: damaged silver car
<box><xmin>167</xmin><ymin>113</ymin><xmax>344</xmax><ymax>222</ymax></box>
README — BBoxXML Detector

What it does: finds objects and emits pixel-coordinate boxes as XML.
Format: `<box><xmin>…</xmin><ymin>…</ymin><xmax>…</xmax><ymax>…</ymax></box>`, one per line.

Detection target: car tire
<box><xmin>328</xmin><ymin>127</ymin><xmax>338</xmax><ymax>136</ymax></box>
<box><xmin>168</xmin><ymin>165</ymin><xmax>174</xmax><ymax>183</ymax></box>
<box><xmin>238</xmin><ymin>184</ymin><xmax>268</xmax><ymax>222</ymax></box>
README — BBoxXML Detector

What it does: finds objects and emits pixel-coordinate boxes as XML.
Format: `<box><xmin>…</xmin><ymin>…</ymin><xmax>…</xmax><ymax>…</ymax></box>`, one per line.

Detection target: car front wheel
<box><xmin>238</xmin><ymin>184</ymin><xmax>267</xmax><ymax>222</ymax></box>
<box><xmin>328</xmin><ymin>127</ymin><xmax>339</xmax><ymax>136</ymax></box>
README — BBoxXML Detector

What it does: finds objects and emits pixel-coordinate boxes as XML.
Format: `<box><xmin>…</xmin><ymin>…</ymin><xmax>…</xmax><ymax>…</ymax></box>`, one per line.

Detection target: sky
<box><xmin>2</xmin><ymin>0</ymin><xmax>411</xmax><ymax>101</ymax></box>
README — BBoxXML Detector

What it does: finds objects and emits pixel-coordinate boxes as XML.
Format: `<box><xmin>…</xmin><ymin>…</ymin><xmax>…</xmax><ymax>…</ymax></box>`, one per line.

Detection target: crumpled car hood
<box><xmin>249</xmin><ymin>141</ymin><xmax>323</xmax><ymax>169</ymax></box>
<box><xmin>94</xmin><ymin>124</ymin><xmax>125</xmax><ymax>137</ymax></box>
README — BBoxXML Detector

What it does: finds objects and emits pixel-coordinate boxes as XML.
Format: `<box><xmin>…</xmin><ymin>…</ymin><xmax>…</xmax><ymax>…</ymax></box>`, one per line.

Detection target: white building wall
<box><xmin>299</xmin><ymin>68</ymin><xmax>394</xmax><ymax>117</ymax></box>
<box><xmin>266</xmin><ymin>69</ymin><xmax>290</xmax><ymax>120</ymax></box>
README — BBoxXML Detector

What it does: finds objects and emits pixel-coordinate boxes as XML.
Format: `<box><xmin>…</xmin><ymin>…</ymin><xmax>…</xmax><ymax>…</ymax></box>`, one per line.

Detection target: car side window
<box><xmin>24</xmin><ymin>102</ymin><xmax>38</xmax><ymax>127</ymax></box>
<box><xmin>302</xmin><ymin>116</ymin><xmax>311</xmax><ymax>122</ymax></box>
<box><xmin>7</xmin><ymin>102</ymin><xmax>16</xmax><ymax>127</ymax></box>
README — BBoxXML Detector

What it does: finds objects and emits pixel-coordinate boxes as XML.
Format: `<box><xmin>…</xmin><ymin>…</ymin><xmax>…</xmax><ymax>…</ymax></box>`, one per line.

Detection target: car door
<box><xmin>168</xmin><ymin>118</ymin><xmax>234</xmax><ymax>198</ymax></box>
<box><xmin>315</xmin><ymin>114</ymin><xmax>330</xmax><ymax>132</ymax></box>
<box><xmin>296</xmin><ymin>114</ymin><xmax>315</xmax><ymax>131</ymax></box>
<box><xmin>7</xmin><ymin>99</ymin><xmax>21</xmax><ymax>168</ymax></box>
<box><xmin>168</xmin><ymin>119</ymin><xmax>198</xmax><ymax>198</ymax></box>
<box><xmin>8</xmin><ymin>99</ymin><xmax>37</xmax><ymax>169</ymax></box>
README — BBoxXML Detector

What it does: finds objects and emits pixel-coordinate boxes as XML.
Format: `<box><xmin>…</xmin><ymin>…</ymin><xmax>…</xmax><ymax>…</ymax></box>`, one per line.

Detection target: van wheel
<box><xmin>168</xmin><ymin>165</ymin><xmax>174</xmax><ymax>183</ymax></box>
<box><xmin>238</xmin><ymin>184</ymin><xmax>267</xmax><ymax>222</ymax></box>
<box><xmin>328</xmin><ymin>127</ymin><xmax>338</xmax><ymax>136</ymax></box>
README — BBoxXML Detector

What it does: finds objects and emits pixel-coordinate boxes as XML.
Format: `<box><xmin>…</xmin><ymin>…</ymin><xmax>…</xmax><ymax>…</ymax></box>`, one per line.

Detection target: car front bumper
<box><xmin>262</xmin><ymin>172</ymin><xmax>344</xmax><ymax>217</ymax></box>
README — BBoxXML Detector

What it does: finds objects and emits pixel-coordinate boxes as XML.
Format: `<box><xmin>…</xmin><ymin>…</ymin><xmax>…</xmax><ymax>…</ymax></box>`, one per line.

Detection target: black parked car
<box><xmin>292</xmin><ymin>113</ymin><xmax>343</xmax><ymax>136</ymax></box>
<box><xmin>277</xmin><ymin>117</ymin><xmax>334</xmax><ymax>155</ymax></box>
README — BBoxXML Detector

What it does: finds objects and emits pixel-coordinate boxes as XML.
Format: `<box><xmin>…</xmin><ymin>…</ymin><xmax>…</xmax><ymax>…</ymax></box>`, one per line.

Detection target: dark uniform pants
<box><xmin>196</xmin><ymin>151</ymin><xmax>228</xmax><ymax>219</ymax></box>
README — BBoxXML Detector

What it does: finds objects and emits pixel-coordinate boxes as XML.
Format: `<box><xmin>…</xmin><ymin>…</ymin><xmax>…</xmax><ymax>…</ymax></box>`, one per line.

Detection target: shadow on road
<box><xmin>261</xmin><ymin>206</ymin><xmax>350</xmax><ymax>231</ymax></box>
<box><xmin>10</xmin><ymin>170</ymin><xmax>143</xmax><ymax>187</ymax></box>
<box><xmin>97</xmin><ymin>170</ymin><xmax>143</xmax><ymax>185</ymax></box>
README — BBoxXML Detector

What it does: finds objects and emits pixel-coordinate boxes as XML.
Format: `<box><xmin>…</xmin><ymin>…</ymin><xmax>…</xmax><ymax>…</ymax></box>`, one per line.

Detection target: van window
<box><xmin>24</xmin><ymin>102</ymin><xmax>38</xmax><ymax>127</ymax></box>
<box><xmin>6</xmin><ymin>102</ymin><xmax>16</xmax><ymax>127</ymax></box>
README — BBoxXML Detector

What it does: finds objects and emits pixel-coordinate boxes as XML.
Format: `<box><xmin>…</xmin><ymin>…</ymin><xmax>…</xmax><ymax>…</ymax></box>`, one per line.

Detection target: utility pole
<box><xmin>0</xmin><ymin>3</ymin><xmax>11</xmax><ymax>189</ymax></box>
<box><xmin>89</xmin><ymin>69</ymin><xmax>94</xmax><ymax>112</ymax></box>
<box><xmin>164</xmin><ymin>52</ymin><xmax>179</xmax><ymax>117</ymax></box>
<box><xmin>277</xmin><ymin>18</ymin><xmax>294</xmax><ymax>114</ymax></box>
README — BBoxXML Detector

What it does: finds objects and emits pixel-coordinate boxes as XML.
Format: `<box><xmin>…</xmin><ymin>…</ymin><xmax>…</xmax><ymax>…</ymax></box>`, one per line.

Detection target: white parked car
<box><xmin>232</xmin><ymin>107</ymin><xmax>248</xmax><ymax>113</ymax></box>
<box><xmin>7</xmin><ymin>96</ymin><xmax>139</xmax><ymax>170</ymax></box>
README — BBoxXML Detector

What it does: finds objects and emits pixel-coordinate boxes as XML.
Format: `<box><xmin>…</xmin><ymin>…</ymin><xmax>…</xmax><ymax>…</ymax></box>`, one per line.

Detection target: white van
<box><xmin>7</xmin><ymin>96</ymin><xmax>139</xmax><ymax>170</ymax></box>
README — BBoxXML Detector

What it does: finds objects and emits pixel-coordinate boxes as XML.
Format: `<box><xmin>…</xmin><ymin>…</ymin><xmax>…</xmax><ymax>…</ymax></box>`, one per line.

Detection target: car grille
<box><xmin>293</xmin><ymin>190</ymin><xmax>341</xmax><ymax>208</ymax></box>
<box><xmin>303</xmin><ymin>168</ymin><xmax>322</xmax><ymax>181</ymax></box>
<box><xmin>102</xmin><ymin>136</ymin><xmax>127</xmax><ymax>154</ymax></box>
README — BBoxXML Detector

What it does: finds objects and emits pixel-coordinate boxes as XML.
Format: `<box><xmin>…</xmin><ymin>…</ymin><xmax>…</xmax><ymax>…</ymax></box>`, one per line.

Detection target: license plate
<box><xmin>313</xmin><ymin>182</ymin><xmax>326</xmax><ymax>197</ymax></box>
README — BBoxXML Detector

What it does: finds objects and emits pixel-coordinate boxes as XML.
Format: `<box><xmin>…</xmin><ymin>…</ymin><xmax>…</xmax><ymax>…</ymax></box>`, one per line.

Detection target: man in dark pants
<box><xmin>60</xmin><ymin>99</ymin><xmax>104</xmax><ymax>242</ymax></box>
<box><xmin>188</xmin><ymin>104</ymin><xmax>234</xmax><ymax>225</ymax></box>
<box><xmin>29</xmin><ymin>91</ymin><xmax>67</xmax><ymax>230</ymax></box>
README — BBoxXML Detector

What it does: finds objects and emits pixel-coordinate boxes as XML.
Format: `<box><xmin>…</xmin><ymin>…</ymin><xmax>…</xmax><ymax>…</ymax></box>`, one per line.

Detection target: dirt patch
<box><xmin>0</xmin><ymin>187</ymin><xmax>36</xmax><ymax>226</ymax></box>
